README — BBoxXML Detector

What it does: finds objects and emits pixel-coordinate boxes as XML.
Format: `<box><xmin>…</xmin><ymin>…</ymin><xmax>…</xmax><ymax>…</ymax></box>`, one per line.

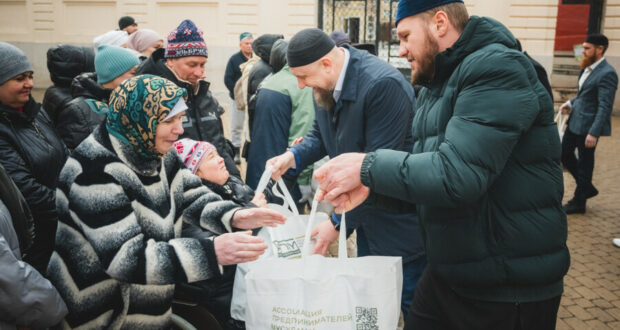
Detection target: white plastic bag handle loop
<box><xmin>301</xmin><ymin>191</ymin><xmax>347</xmax><ymax>259</ymax></box>
<box><xmin>254</xmin><ymin>165</ymin><xmax>273</xmax><ymax>196</ymax></box>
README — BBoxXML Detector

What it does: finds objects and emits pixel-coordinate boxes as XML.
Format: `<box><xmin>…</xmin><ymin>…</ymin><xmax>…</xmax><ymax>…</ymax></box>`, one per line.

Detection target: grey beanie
<box><xmin>0</xmin><ymin>42</ymin><xmax>33</xmax><ymax>85</ymax></box>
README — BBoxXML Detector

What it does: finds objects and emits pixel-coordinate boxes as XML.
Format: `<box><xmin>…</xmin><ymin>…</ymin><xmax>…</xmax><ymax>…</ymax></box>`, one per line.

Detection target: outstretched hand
<box><xmin>214</xmin><ymin>231</ymin><xmax>267</xmax><ymax>265</ymax></box>
<box><xmin>311</xmin><ymin>221</ymin><xmax>339</xmax><ymax>256</ymax></box>
<box><xmin>232</xmin><ymin>207</ymin><xmax>286</xmax><ymax>229</ymax></box>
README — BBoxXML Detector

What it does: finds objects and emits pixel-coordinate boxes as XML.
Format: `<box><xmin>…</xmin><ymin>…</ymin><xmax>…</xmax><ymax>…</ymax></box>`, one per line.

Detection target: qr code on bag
<box><xmin>355</xmin><ymin>307</ymin><xmax>378</xmax><ymax>330</ymax></box>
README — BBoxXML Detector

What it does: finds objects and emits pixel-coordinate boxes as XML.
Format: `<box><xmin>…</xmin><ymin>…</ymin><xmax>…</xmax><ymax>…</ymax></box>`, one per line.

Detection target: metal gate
<box><xmin>317</xmin><ymin>0</ymin><xmax>411</xmax><ymax>77</ymax></box>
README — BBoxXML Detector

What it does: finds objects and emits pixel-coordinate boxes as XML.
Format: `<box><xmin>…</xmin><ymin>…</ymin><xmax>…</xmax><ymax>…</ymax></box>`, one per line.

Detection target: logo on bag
<box><xmin>356</xmin><ymin>307</ymin><xmax>378</xmax><ymax>330</ymax></box>
<box><xmin>273</xmin><ymin>238</ymin><xmax>301</xmax><ymax>258</ymax></box>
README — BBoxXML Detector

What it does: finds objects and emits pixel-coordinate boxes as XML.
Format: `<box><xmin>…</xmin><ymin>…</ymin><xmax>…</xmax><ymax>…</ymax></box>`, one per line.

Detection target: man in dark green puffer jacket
<box><xmin>313</xmin><ymin>1</ymin><xmax>569</xmax><ymax>329</ymax></box>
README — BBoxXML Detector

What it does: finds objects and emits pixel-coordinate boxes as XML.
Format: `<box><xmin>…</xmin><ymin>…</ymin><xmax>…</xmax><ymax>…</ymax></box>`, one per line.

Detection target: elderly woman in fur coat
<box><xmin>46</xmin><ymin>74</ymin><xmax>285</xmax><ymax>329</ymax></box>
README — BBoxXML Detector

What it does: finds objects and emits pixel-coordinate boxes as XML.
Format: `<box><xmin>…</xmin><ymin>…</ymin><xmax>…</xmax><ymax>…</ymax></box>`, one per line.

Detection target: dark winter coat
<box><xmin>203</xmin><ymin>176</ymin><xmax>256</xmax><ymax>207</ymax></box>
<box><xmin>54</xmin><ymin>72</ymin><xmax>108</xmax><ymax>150</ymax></box>
<box><xmin>290</xmin><ymin>45</ymin><xmax>424</xmax><ymax>262</ymax></box>
<box><xmin>361</xmin><ymin>16</ymin><xmax>569</xmax><ymax>302</ymax></box>
<box><xmin>0</xmin><ymin>97</ymin><xmax>68</xmax><ymax>273</ymax></box>
<box><xmin>0</xmin><ymin>164</ymin><xmax>67</xmax><ymax>328</ymax></box>
<box><xmin>42</xmin><ymin>45</ymin><xmax>95</xmax><ymax>123</ymax></box>
<box><xmin>47</xmin><ymin>123</ymin><xmax>241</xmax><ymax>328</ymax></box>
<box><xmin>247</xmin><ymin>34</ymin><xmax>283</xmax><ymax>134</ymax></box>
<box><xmin>137</xmin><ymin>48</ymin><xmax>240</xmax><ymax>178</ymax></box>
<box><xmin>224</xmin><ymin>51</ymin><xmax>249</xmax><ymax>99</ymax></box>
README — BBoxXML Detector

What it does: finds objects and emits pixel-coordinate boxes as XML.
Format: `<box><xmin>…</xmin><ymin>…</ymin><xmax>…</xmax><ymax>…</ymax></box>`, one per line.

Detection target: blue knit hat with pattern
<box><xmin>95</xmin><ymin>45</ymin><xmax>139</xmax><ymax>84</ymax></box>
<box><xmin>396</xmin><ymin>0</ymin><xmax>464</xmax><ymax>26</ymax></box>
<box><xmin>165</xmin><ymin>19</ymin><xmax>208</xmax><ymax>59</ymax></box>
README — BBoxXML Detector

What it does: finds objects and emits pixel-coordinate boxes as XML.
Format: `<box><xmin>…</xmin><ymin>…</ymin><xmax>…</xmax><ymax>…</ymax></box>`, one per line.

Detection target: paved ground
<box><xmin>557</xmin><ymin>115</ymin><xmax>620</xmax><ymax>329</ymax></box>
<box><xmin>31</xmin><ymin>87</ymin><xmax>619</xmax><ymax>328</ymax></box>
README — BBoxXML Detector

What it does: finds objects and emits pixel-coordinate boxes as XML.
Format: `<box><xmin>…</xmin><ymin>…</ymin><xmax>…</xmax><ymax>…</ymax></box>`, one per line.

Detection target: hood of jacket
<box><xmin>47</xmin><ymin>45</ymin><xmax>95</xmax><ymax>88</ymax></box>
<box><xmin>252</xmin><ymin>34</ymin><xmax>284</xmax><ymax>63</ymax></box>
<box><xmin>70</xmin><ymin>72</ymin><xmax>111</xmax><ymax>101</ymax></box>
<box><xmin>269</xmin><ymin>39</ymin><xmax>289</xmax><ymax>73</ymax></box>
<box><xmin>431</xmin><ymin>16</ymin><xmax>518</xmax><ymax>86</ymax></box>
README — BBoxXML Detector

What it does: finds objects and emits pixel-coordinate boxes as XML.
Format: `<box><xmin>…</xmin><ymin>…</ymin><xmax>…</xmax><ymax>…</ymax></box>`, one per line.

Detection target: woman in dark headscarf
<box><xmin>47</xmin><ymin>74</ymin><xmax>285</xmax><ymax>328</ymax></box>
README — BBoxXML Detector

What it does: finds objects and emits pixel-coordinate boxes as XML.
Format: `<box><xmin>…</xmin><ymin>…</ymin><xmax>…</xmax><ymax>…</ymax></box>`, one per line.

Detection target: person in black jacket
<box><xmin>56</xmin><ymin>45</ymin><xmax>139</xmax><ymax>150</ymax></box>
<box><xmin>0</xmin><ymin>42</ymin><xmax>68</xmax><ymax>274</ymax></box>
<box><xmin>42</xmin><ymin>44</ymin><xmax>95</xmax><ymax>123</ymax></box>
<box><xmin>137</xmin><ymin>19</ymin><xmax>241</xmax><ymax>179</ymax></box>
<box><xmin>225</xmin><ymin>32</ymin><xmax>253</xmax><ymax>164</ymax></box>
<box><xmin>246</xmin><ymin>34</ymin><xmax>283</xmax><ymax>136</ymax></box>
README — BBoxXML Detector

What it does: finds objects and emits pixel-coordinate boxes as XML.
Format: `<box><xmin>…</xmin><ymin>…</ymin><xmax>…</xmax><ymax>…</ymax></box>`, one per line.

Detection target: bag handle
<box><xmin>301</xmin><ymin>192</ymin><xmax>347</xmax><ymax>259</ymax></box>
<box><xmin>254</xmin><ymin>165</ymin><xmax>273</xmax><ymax>197</ymax></box>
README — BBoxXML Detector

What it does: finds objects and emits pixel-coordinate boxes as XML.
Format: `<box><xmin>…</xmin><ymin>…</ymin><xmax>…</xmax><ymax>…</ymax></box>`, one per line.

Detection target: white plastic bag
<box><xmin>555</xmin><ymin>111</ymin><xmax>569</xmax><ymax>141</ymax></box>
<box><xmin>230</xmin><ymin>176</ymin><xmax>328</xmax><ymax>321</ymax></box>
<box><xmin>244</xmin><ymin>200</ymin><xmax>403</xmax><ymax>329</ymax></box>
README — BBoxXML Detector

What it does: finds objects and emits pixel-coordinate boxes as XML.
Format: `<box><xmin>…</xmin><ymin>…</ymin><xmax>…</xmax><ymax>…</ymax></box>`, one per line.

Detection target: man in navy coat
<box><xmin>560</xmin><ymin>33</ymin><xmax>618</xmax><ymax>214</ymax></box>
<box><xmin>267</xmin><ymin>28</ymin><xmax>426</xmax><ymax>314</ymax></box>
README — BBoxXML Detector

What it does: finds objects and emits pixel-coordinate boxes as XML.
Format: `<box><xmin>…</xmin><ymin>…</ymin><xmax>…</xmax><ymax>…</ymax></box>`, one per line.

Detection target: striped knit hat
<box><xmin>173</xmin><ymin>138</ymin><xmax>216</xmax><ymax>174</ymax></box>
<box><xmin>165</xmin><ymin>19</ymin><xmax>208</xmax><ymax>59</ymax></box>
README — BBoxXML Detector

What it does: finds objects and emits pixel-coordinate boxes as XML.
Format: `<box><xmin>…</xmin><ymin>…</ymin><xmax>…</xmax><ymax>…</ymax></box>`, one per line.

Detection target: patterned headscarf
<box><xmin>86</xmin><ymin>74</ymin><xmax>187</xmax><ymax>160</ymax></box>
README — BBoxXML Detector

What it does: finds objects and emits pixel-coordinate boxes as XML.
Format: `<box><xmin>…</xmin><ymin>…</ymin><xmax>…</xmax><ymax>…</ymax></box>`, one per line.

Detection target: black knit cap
<box><xmin>287</xmin><ymin>28</ymin><xmax>336</xmax><ymax>68</ymax></box>
<box><xmin>118</xmin><ymin>16</ymin><xmax>136</xmax><ymax>30</ymax></box>
<box><xmin>585</xmin><ymin>33</ymin><xmax>608</xmax><ymax>47</ymax></box>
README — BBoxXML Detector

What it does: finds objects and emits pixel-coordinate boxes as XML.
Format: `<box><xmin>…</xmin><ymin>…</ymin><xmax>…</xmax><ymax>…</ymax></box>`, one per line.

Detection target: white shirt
<box><xmin>332</xmin><ymin>48</ymin><xmax>350</xmax><ymax>103</ymax></box>
<box><xmin>568</xmin><ymin>57</ymin><xmax>605</xmax><ymax>109</ymax></box>
<box><xmin>579</xmin><ymin>56</ymin><xmax>605</xmax><ymax>90</ymax></box>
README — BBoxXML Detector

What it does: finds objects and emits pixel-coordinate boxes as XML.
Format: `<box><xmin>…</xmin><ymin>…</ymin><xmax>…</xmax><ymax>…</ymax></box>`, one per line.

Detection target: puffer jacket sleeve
<box><xmin>363</xmin><ymin>51</ymin><xmax>542</xmax><ymax>208</ymax></box>
<box><xmin>0</xmin><ymin>234</ymin><xmax>68</xmax><ymax>327</ymax></box>
<box><xmin>56</xmin><ymin>156</ymin><xmax>240</xmax><ymax>285</ymax></box>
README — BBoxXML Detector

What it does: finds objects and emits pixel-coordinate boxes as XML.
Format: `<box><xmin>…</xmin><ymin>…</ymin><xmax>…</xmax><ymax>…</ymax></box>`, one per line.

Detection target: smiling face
<box><xmin>166</xmin><ymin>56</ymin><xmax>207</xmax><ymax>85</ymax></box>
<box><xmin>155</xmin><ymin>111</ymin><xmax>185</xmax><ymax>154</ymax></box>
<box><xmin>196</xmin><ymin>149</ymin><xmax>229</xmax><ymax>185</ymax></box>
<box><xmin>0</xmin><ymin>71</ymin><xmax>34</xmax><ymax>109</ymax></box>
<box><xmin>290</xmin><ymin>54</ymin><xmax>339</xmax><ymax>109</ymax></box>
<box><xmin>397</xmin><ymin>15</ymin><xmax>440</xmax><ymax>85</ymax></box>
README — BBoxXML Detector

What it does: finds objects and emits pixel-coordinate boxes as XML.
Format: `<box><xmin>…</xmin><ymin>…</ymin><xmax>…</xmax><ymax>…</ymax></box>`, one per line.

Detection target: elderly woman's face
<box><xmin>196</xmin><ymin>149</ymin><xmax>229</xmax><ymax>185</ymax></box>
<box><xmin>155</xmin><ymin>111</ymin><xmax>185</xmax><ymax>154</ymax></box>
<box><xmin>0</xmin><ymin>72</ymin><xmax>33</xmax><ymax>109</ymax></box>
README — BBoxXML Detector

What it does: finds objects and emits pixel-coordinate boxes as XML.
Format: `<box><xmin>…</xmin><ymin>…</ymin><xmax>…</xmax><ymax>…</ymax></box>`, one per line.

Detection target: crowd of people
<box><xmin>0</xmin><ymin>0</ymin><xmax>617</xmax><ymax>329</ymax></box>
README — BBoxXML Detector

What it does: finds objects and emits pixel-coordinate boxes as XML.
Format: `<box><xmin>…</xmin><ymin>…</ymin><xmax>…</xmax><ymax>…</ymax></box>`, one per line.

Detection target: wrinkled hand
<box><xmin>251</xmin><ymin>193</ymin><xmax>267</xmax><ymax>208</ymax></box>
<box><xmin>266</xmin><ymin>151</ymin><xmax>296</xmax><ymax>181</ymax></box>
<box><xmin>585</xmin><ymin>134</ymin><xmax>598</xmax><ymax>148</ymax></box>
<box><xmin>314</xmin><ymin>153</ymin><xmax>368</xmax><ymax>211</ymax></box>
<box><xmin>311</xmin><ymin>220</ymin><xmax>339</xmax><ymax>256</ymax></box>
<box><xmin>232</xmin><ymin>208</ymin><xmax>286</xmax><ymax>229</ymax></box>
<box><xmin>214</xmin><ymin>231</ymin><xmax>267</xmax><ymax>265</ymax></box>
<box><xmin>560</xmin><ymin>102</ymin><xmax>571</xmax><ymax>115</ymax></box>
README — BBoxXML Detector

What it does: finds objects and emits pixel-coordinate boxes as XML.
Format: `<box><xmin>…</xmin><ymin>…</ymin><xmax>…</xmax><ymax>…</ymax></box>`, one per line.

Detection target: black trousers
<box><xmin>561</xmin><ymin>129</ymin><xmax>596</xmax><ymax>201</ymax></box>
<box><xmin>404</xmin><ymin>269</ymin><xmax>561</xmax><ymax>330</ymax></box>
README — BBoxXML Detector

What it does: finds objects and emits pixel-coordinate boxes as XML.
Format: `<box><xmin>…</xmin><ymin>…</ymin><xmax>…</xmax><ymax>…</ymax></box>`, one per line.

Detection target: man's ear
<box><xmin>433</xmin><ymin>11</ymin><xmax>449</xmax><ymax>38</ymax></box>
<box><xmin>319</xmin><ymin>57</ymin><xmax>333</xmax><ymax>73</ymax></box>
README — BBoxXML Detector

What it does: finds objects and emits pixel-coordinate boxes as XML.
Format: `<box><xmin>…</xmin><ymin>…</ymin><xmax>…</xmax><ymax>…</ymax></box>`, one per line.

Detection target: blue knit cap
<box><xmin>165</xmin><ymin>19</ymin><xmax>208</xmax><ymax>58</ymax></box>
<box><xmin>95</xmin><ymin>45</ymin><xmax>139</xmax><ymax>84</ymax></box>
<box><xmin>396</xmin><ymin>0</ymin><xmax>464</xmax><ymax>26</ymax></box>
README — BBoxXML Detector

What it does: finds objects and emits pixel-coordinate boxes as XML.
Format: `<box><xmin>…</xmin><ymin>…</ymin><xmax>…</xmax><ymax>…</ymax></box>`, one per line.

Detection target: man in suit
<box><xmin>560</xmin><ymin>33</ymin><xmax>618</xmax><ymax>214</ymax></box>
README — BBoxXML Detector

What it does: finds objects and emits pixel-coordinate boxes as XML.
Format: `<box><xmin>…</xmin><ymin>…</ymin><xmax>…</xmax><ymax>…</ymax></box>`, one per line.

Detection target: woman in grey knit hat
<box><xmin>0</xmin><ymin>42</ymin><xmax>68</xmax><ymax>276</ymax></box>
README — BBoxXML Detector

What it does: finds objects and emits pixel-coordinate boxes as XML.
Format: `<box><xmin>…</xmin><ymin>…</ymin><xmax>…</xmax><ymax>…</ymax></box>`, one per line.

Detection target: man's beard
<box><xmin>313</xmin><ymin>87</ymin><xmax>335</xmax><ymax>110</ymax></box>
<box><xmin>580</xmin><ymin>54</ymin><xmax>595</xmax><ymax>69</ymax></box>
<box><xmin>410</xmin><ymin>29</ymin><xmax>440</xmax><ymax>86</ymax></box>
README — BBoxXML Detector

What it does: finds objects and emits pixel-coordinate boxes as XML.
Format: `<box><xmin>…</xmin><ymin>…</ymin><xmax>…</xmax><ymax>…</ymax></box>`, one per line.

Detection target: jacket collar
<box><xmin>0</xmin><ymin>96</ymin><xmax>40</xmax><ymax>122</ymax></box>
<box><xmin>429</xmin><ymin>16</ymin><xmax>518</xmax><ymax>89</ymax></box>
<box><xmin>338</xmin><ymin>45</ymin><xmax>360</xmax><ymax>102</ymax></box>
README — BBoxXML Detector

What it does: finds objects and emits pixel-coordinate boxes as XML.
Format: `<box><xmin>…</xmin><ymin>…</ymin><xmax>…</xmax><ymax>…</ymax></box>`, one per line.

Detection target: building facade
<box><xmin>1</xmin><ymin>0</ymin><xmax>618</xmax><ymax>107</ymax></box>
